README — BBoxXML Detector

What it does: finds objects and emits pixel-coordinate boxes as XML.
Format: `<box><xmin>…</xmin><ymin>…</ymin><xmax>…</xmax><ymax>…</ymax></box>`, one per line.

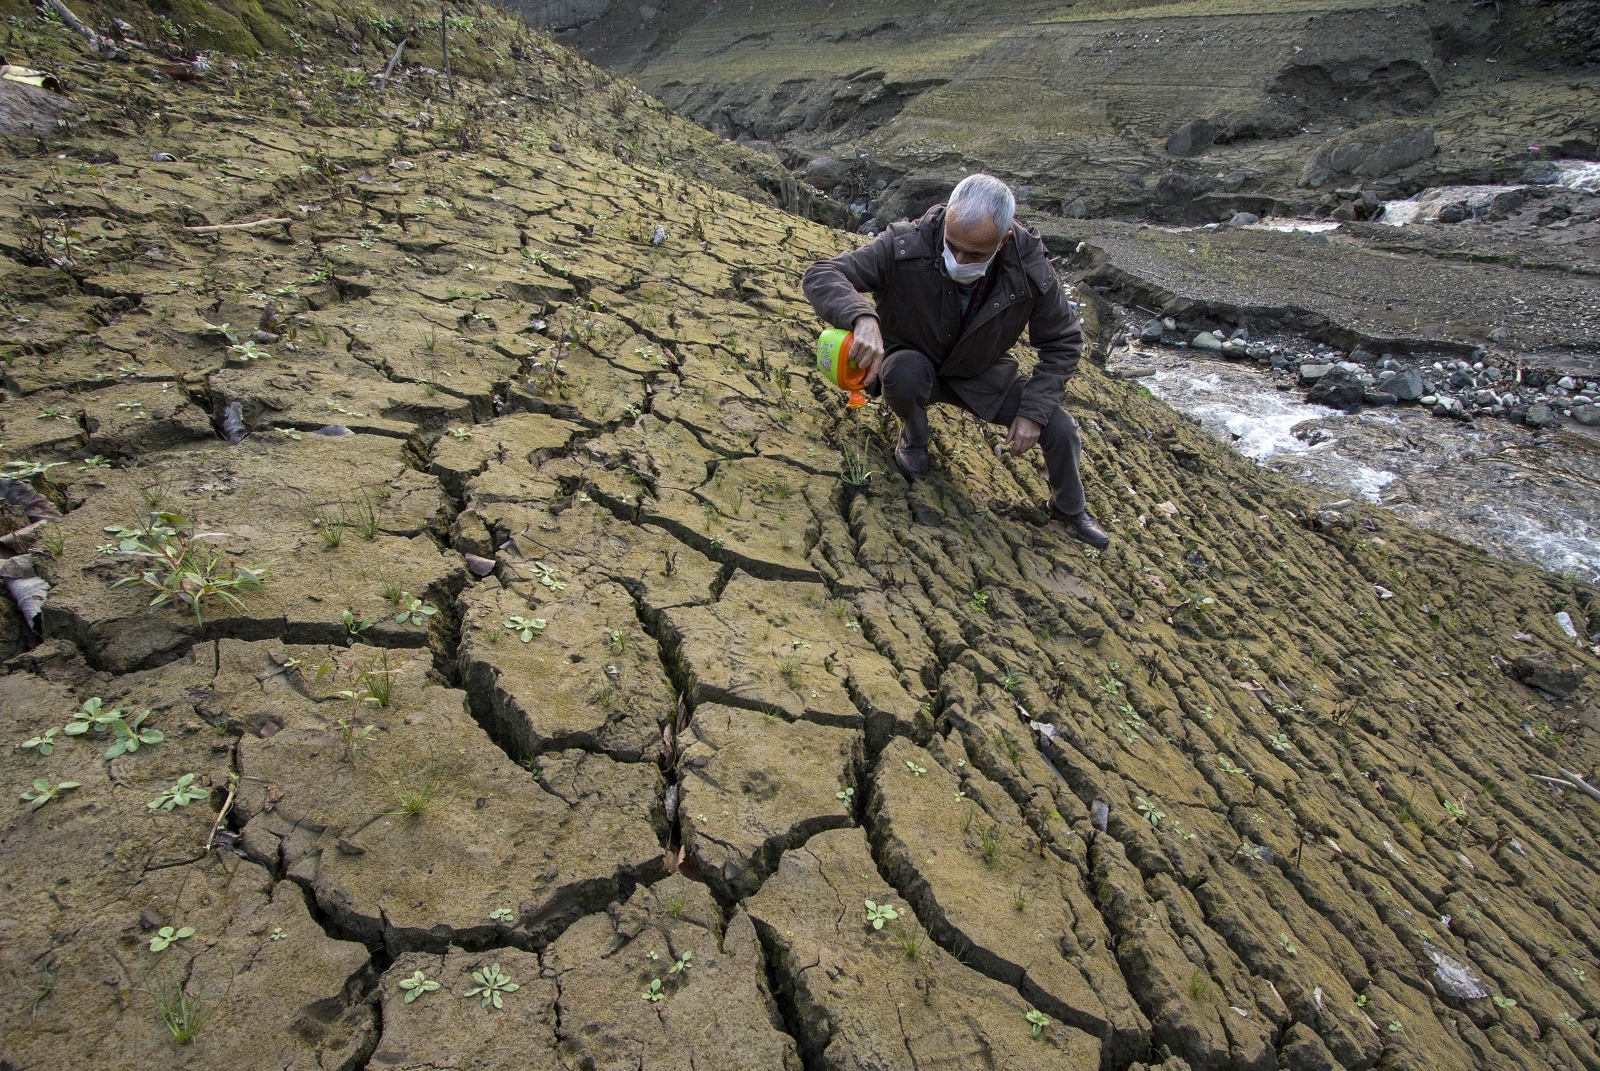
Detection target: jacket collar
<box><xmin>901</xmin><ymin>204</ymin><xmax>1023</xmax><ymax>288</ymax></box>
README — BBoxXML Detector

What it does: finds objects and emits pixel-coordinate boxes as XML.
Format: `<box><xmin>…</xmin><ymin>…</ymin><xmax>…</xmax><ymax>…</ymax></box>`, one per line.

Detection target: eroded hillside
<box><xmin>0</xmin><ymin>3</ymin><xmax>1599</xmax><ymax>1071</ymax></box>
<box><xmin>552</xmin><ymin>0</ymin><xmax>1599</xmax><ymax>228</ymax></box>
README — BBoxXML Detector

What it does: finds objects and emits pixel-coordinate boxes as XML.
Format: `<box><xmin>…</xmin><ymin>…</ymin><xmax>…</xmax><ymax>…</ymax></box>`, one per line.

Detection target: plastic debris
<box><xmin>1</xmin><ymin>554</ymin><xmax>48</xmax><ymax>625</ymax></box>
<box><xmin>220</xmin><ymin>401</ymin><xmax>246</xmax><ymax>444</ymax></box>
<box><xmin>651</xmin><ymin>224</ymin><xmax>667</xmax><ymax>245</ymax></box>
<box><xmin>311</xmin><ymin>425</ymin><xmax>353</xmax><ymax>436</ymax></box>
<box><xmin>1555</xmin><ymin>612</ymin><xmax>1578</xmax><ymax>640</ymax></box>
<box><xmin>1425</xmin><ymin>942</ymin><xmax>1487</xmax><ymax>999</ymax></box>
<box><xmin>1091</xmin><ymin>799</ymin><xmax>1109</xmax><ymax>832</ymax></box>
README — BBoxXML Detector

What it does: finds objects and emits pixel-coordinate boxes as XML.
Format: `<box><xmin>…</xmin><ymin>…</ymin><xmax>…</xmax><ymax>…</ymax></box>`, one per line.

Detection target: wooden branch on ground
<box><xmin>205</xmin><ymin>772</ymin><xmax>239</xmax><ymax>853</ymax></box>
<box><xmin>378</xmin><ymin>37</ymin><xmax>407</xmax><ymax>95</ymax></box>
<box><xmin>44</xmin><ymin>0</ymin><xmax>112</xmax><ymax>57</ymax></box>
<box><xmin>185</xmin><ymin>217</ymin><xmax>291</xmax><ymax>234</ymax></box>
<box><xmin>1533</xmin><ymin>772</ymin><xmax>1600</xmax><ymax>804</ymax></box>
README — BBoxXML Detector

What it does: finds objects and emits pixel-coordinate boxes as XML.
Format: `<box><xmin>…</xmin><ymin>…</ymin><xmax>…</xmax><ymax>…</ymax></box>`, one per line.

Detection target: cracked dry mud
<box><xmin>1</xmin><ymin>4</ymin><xmax>1599</xmax><ymax>1071</ymax></box>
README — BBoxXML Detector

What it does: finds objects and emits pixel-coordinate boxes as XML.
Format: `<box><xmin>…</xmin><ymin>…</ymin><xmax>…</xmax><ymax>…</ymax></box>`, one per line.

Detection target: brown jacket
<box><xmin>802</xmin><ymin>204</ymin><xmax>1082</xmax><ymax>425</ymax></box>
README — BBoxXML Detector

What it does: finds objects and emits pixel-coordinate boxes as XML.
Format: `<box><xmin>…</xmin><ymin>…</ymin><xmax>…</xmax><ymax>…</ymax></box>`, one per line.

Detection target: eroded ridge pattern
<box><xmin>0</xmin><ymin>5</ymin><xmax>1598</xmax><ymax>1071</ymax></box>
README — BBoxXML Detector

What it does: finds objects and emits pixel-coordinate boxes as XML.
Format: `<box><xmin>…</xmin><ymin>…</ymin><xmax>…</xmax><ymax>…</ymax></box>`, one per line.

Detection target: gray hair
<box><xmin>947</xmin><ymin>173</ymin><xmax>1016</xmax><ymax>235</ymax></box>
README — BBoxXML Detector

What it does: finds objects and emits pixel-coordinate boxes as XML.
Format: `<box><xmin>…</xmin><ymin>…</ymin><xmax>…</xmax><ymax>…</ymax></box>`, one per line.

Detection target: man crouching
<box><xmin>802</xmin><ymin>173</ymin><xmax>1108</xmax><ymax>548</ymax></box>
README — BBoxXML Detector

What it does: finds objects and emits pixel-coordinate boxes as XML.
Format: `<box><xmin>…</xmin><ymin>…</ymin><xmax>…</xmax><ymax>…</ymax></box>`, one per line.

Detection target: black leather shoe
<box><xmin>894</xmin><ymin>435</ymin><xmax>930</xmax><ymax>480</ymax></box>
<box><xmin>1050</xmin><ymin>507</ymin><xmax>1110</xmax><ymax>549</ymax></box>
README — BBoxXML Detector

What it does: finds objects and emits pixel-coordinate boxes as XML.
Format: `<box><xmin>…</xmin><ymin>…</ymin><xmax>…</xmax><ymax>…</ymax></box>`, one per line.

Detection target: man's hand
<box><xmin>851</xmin><ymin>315</ymin><xmax>885</xmax><ymax>386</ymax></box>
<box><xmin>1003</xmin><ymin>415</ymin><xmax>1042</xmax><ymax>457</ymax></box>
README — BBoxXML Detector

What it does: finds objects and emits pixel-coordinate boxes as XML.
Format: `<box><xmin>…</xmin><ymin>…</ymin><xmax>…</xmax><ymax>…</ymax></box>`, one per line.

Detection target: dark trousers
<box><xmin>879</xmin><ymin>348</ymin><xmax>1087</xmax><ymax>516</ymax></box>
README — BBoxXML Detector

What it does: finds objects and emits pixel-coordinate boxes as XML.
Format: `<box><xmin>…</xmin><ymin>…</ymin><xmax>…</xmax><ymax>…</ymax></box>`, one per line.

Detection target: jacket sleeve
<box><xmin>802</xmin><ymin>229</ymin><xmax>895</xmax><ymax>330</ymax></box>
<box><xmin>1017</xmin><ymin>257</ymin><xmax>1083</xmax><ymax>426</ymax></box>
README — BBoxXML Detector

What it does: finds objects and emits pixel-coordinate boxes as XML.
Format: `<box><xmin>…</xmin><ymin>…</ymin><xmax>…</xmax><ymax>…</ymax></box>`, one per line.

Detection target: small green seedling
<box><xmin>1268</xmin><ymin>733</ymin><xmax>1289</xmax><ymax>752</ymax></box>
<box><xmin>20</xmin><ymin>778</ymin><xmax>80</xmax><ymax>809</ymax></box>
<box><xmin>1278</xmin><ymin>933</ymin><xmax>1298</xmax><ymax>957</ymax></box>
<box><xmin>399</xmin><ymin>970</ymin><xmax>441</xmax><ymax>1003</ymax></box>
<box><xmin>269</xmin><ymin>927</ymin><xmax>286</xmax><ymax>941</ymax></box>
<box><xmin>669</xmin><ymin>950</ymin><xmax>693</xmax><ymax>975</ymax></box>
<box><xmin>105</xmin><ymin>709</ymin><xmax>163</xmax><ymax>758</ymax></box>
<box><xmin>968</xmin><ymin>591</ymin><xmax>989</xmax><ymax>614</ymax></box>
<box><xmin>1135</xmin><ymin>796</ymin><xmax>1165</xmax><ymax>828</ymax></box>
<box><xmin>149</xmin><ymin>925</ymin><xmax>195</xmax><ymax>952</ymax></box>
<box><xmin>605</xmin><ymin>627</ymin><xmax>627</xmax><ymax>653</ymax></box>
<box><xmin>143</xmin><ymin>975</ymin><xmax>211</xmax><ymax>1043</ymax></box>
<box><xmin>79</xmin><ymin>455</ymin><xmax>109</xmax><ymax>471</ymax></box>
<box><xmin>148</xmin><ymin>774</ymin><xmax>206</xmax><ymax>811</ymax></box>
<box><xmin>905</xmin><ymin>760</ymin><xmax>926</xmax><ymax>777</ymax></box>
<box><xmin>342</xmin><ymin>609</ymin><xmax>374</xmax><ymax>642</ymax></box>
<box><xmin>1387</xmin><ymin>1019</ymin><xmax>1403</xmax><ymax>1033</ymax></box>
<box><xmin>490</xmin><ymin>907</ymin><xmax>514</xmax><ymax>923</ymax></box>
<box><xmin>448</xmin><ymin>427</ymin><xmax>472</xmax><ymax>441</ymax></box>
<box><xmin>1492</xmin><ymin>995</ymin><xmax>1516</xmax><ymax>1009</ymax></box>
<box><xmin>836</xmin><ymin>787</ymin><xmax>854</xmax><ymax>802</ymax></box>
<box><xmin>19</xmin><ymin>727</ymin><xmax>59</xmax><ymax>755</ymax></box>
<box><xmin>865</xmin><ymin>900</ymin><xmax>899</xmax><ymax>930</ymax></box>
<box><xmin>532</xmin><ymin>561</ymin><xmax>566</xmax><ymax>591</ymax></box>
<box><xmin>395</xmin><ymin>593</ymin><xmax>437</xmax><ymax>627</ymax></box>
<box><xmin>1355</xmin><ymin>993</ymin><xmax>1369</xmax><ymax>1008</ymax></box>
<box><xmin>1026</xmin><ymin>1008</ymin><xmax>1050</xmax><ymax>1038</ymax></box>
<box><xmin>465</xmin><ymin>963</ymin><xmax>518</xmax><ymax>1009</ymax></box>
<box><xmin>641</xmin><ymin>978</ymin><xmax>664</xmax><ymax>1003</ymax></box>
<box><xmin>229</xmin><ymin>340</ymin><xmax>267</xmax><ymax>360</ymax></box>
<box><xmin>504</xmin><ymin>616</ymin><xmax>547</xmax><ymax>642</ymax></box>
<box><xmin>203</xmin><ymin>321</ymin><xmax>238</xmax><ymax>343</ymax></box>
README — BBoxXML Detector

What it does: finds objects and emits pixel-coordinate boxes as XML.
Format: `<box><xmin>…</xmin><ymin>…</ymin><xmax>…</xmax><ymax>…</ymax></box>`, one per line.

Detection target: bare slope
<box><xmin>0</xmin><ymin>3</ymin><xmax>1598</xmax><ymax>1071</ymax></box>
<box><xmin>551</xmin><ymin>0</ymin><xmax>1599</xmax><ymax>227</ymax></box>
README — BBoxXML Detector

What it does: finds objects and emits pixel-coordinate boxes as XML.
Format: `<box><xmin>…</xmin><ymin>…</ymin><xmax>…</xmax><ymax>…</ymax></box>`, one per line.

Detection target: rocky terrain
<box><xmin>0</xmin><ymin>3</ymin><xmax>1599</xmax><ymax>1071</ymax></box>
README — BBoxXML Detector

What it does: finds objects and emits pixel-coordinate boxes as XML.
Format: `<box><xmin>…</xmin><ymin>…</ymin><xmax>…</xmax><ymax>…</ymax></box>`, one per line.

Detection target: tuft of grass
<box><xmin>390</xmin><ymin>763</ymin><xmax>445</xmax><ymax>816</ymax></box>
<box><xmin>663</xmin><ymin>891</ymin><xmax>687</xmax><ymax>919</ymax></box>
<box><xmin>892</xmin><ymin>921</ymin><xmax>925</xmax><ymax>960</ymax></box>
<box><xmin>981</xmin><ymin>825</ymin><xmax>1001</xmax><ymax>866</ymax></box>
<box><xmin>355</xmin><ymin>493</ymin><xmax>380</xmax><ymax>541</ymax></box>
<box><xmin>777</xmin><ymin>656</ymin><xmax>801</xmax><ymax>689</ymax></box>
<box><xmin>315</xmin><ymin>510</ymin><xmax>345</xmax><ymax>548</ymax></box>
<box><xmin>1190</xmin><ymin>969</ymin><xmax>1210</xmax><ymax>999</ymax></box>
<box><xmin>142</xmin><ymin>975</ymin><xmax>213</xmax><ymax>1044</ymax></box>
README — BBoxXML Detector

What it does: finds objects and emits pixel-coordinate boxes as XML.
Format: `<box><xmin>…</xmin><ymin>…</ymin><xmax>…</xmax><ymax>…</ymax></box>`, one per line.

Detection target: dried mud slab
<box><xmin>371</xmin><ymin>947</ymin><xmax>559</xmax><ymax>1069</ymax></box>
<box><xmin>456</xmin><ymin>576</ymin><xmax>673</xmax><ymax>762</ymax></box>
<box><xmin>678</xmin><ymin>702</ymin><xmax>860</xmax><ymax>900</ymax></box>
<box><xmin>38</xmin><ymin>435</ymin><xmax>460</xmax><ymax>670</ymax></box>
<box><xmin>0</xmin><ymin>654</ymin><xmax>375</xmax><ymax>1069</ymax></box>
<box><xmin>226</xmin><ymin>641</ymin><xmax>665</xmax><ymax>953</ymax></box>
<box><xmin>868</xmin><ymin>736</ymin><xmax>1149</xmax><ymax>1067</ymax></box>
<box><xmin>663</xmin><ymin>571</ymin><xmax>922</xmax><ymax>735</ymax></box>
<box><xmin>542</xmin><ymin>876</ymin><xmax>802</xmax><ymax>1069</ymax></box>
<box><xmin>746</xmin><ymin>826</ymin><xmax>1104</xmax><ymax>1070</ymax></box>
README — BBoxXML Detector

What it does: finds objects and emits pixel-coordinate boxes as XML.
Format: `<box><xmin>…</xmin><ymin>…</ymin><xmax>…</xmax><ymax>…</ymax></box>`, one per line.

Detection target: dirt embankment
<box><xmin>549</xmin><ymin>0</ymin><xmax>1598</xmax><ymax>230</ymax></box>
<box><xmin>0</xmin><ymin>3</ymin><xmax>1598</xmax><ymax>1071</ymax></box>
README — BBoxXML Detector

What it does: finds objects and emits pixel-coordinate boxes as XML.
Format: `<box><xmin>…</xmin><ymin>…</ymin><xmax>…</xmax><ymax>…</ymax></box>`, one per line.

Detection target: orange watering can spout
<box><xmin>816</xmin><ymin>328</ymin><xmax>868</xmax><ymax>408</ymax></box>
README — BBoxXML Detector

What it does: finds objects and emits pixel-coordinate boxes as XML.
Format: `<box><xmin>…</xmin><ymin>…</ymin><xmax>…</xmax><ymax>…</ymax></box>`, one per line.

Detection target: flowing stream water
<box><xmin>1106</xmin><ymin>343</ymin><xmax>1600</xmax><ymax>584</ymax></box>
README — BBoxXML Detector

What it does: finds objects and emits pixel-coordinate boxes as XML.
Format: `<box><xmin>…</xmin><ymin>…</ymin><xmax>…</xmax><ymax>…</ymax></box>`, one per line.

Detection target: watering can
<box><xmin>816</xmin><ymin>328</ymin><xmax>868</xmax><ymax>409</ymax></box>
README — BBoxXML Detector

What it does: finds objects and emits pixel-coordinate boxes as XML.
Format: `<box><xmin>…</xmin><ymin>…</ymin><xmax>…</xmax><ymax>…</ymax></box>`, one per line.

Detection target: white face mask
<box><xmin>943</xmin><ymin>242</ymin><xmax>992</xmax><ymax>284</ymax></box>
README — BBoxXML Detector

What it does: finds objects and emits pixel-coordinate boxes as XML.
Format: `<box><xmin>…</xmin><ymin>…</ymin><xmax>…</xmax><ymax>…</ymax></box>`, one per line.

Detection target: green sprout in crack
<box><xmin>1267</xmin><ymin>732</ymin><xmax>1290</xmax><ymax>752</ymax></box>
<box><xmin>399</xmin><ymin>970</ymin><xmax>440</xmax><ymax>1004</ymax></box>
<box><xmin>228</xmin><ymin>340</ymin><xmax>267</xmax><ymax>361</ymax></box>
<box><xmin>905</xmin><ymin>760</ymin><xmax>927</xmax><ymax>777</ymax></box>
<box><xmin>37</xmin><ymin>406</ymin><xmax>70</xmax><ymax>421</ymax></box>
<box><xmin>836</xmin><ymin>786</ymin><xmax>854</xmax><ymax>802</ymax></box>
<box><xmin>981</xmin><ymin>825</ymin><xmax>1002</xmax><ymax>866</ymax></box>
<box><xmin>62</xmin><ymin>698</ymin><xmax>162</xmax><ymax>760</ymax></box>
<box><xmin>1277</xmin><ymin>933</ymin><xmax>1298</xmax><ymax>957</ymax></box>
<box><xmin>142</xmin><ymin>975</ymin><xmax>212</xmax><ymax>1043</ymax></box>
<box><xmin>504</xmin><ymin>616</ymin><xmax>547</xmax><ymax>642</ymax></box>
<box><xmin>1236</xmin><ymin>839</ymin><xmax>1265</xmax><ymax>861</ymax></box>
<box><xmin>605</xmin><ymin>627</ymin><xmax>628</xmax><ymax>654</ymax></box>
<box><xmin>1492</xmin><ymin>994</ymin><xmax>1517</xmax><ymax>1009</ymax></box>
<box><xmin>1135</xmin><ymin>796</ymin><xmax>1165</xmax><ymax>828</ymax></box>
<box><xmin>149</xmin><ymin>925</ymin><xmax>195</xmax><ymax>952</ymax></box>
<box><xmin>968</xmin><ymin>591</ymin><xmax>989</xmax><ymax>614</ymax></box>
<box><xmin>79</xmin><ymin>455</ymin><xmax>109</xmax><ymax>471</ymax></box>
<box><xmin>668</xmin><ymin>950</ymin><xmax>693</xmax><ymax>975</ymax></box>
<box><xmin>1001</xmin><ymin>670</ymin><xmax>1024</xmax><ymax>694</ymax></box>
<box><xmin>19</xmin><ymin>727</ymin><xmax>59</xmax><ymax>756</ymax></box>
<box><xmin>395</xmin><ymin>593</ymin><xmax>437</xmax><ymax>627</ymax></box>
<box><xmin>641</xmin><ymin>978</ymin><xmax>664</xmax><ymax>1003</ymax></box>
<box><xmin>864</xmin><ymin>899</ymin><xmax>899</xmax><ymax>930</ymax></box>
<box><xmin>20</xmin><ymin>778</ymin><xmax>80</xmax><ymax>809</ymax></box>
<box><xmin>202</xmin><ymin>321</ymin><xmax>238</xmax><ymax>343</ymax></box>
<box><xmin>148</xmin><ymin>774</ymin><xmax>206</xmax><ymax>811</ymax></box>
<box><xmin>465</xmin><ymin>963</ymin><xmax>519</xmax><ymax>1009</ymax></box>
<box><xmin>3</xmin><ymin>460</ymin><xmax>65</xmax><ymax>480</ymax></box>
<box><xmin>269</xmin><ymin>927</ymin><xmax>286</xmax><ymax>941</ymax></box>
<box><xmin>489</xmin><ymin>907</ymin><xmax>514</xmax><ymax>923</ymax></box>
<box><xmin>342</xmin><ymin>610</ymin><xmax>374</xmax><ymax>643</ymax></box>
<box><xmin>447</xmin><ymin>426</ymin><xmax>472</xmax><ymax>441</ymax></box>
<box><xmin>1026</xmin><ymin>1008</ymin><xmax>1050</xmax><ymax>1039</ymax></box>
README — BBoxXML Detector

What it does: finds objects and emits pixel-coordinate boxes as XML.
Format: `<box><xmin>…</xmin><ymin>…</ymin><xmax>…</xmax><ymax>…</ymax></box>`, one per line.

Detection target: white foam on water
<box><xmin>1245</xmin><ymin>218</ymin><xmax>1342</xmax><ymax>233</ymax></box>
<box><xmin>1554</xmin><ymin>160</ymin><xmax>1600</xmax><ymax>193</ymax></box>
<box><xmin>1377</xmin><ymin>185</ymin><xmax>1527</xmax><ymax>226</ymax></box>
<box><xmin>1145</xmin><ymin>367</ymin><xmax>1339</xmax><ymax>461</ymax></box>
